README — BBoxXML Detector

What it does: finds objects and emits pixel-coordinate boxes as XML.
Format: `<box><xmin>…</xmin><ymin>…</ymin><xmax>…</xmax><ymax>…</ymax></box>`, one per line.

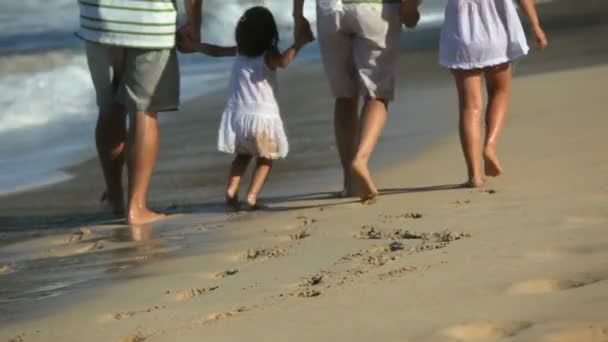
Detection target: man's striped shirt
<box><xmin>77</xmin><ymin>0</ymin><xmax>178</xmax><ymax>49</ymax></box>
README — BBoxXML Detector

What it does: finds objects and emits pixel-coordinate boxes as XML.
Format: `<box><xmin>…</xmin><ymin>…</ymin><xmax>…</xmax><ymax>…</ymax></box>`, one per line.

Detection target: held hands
<box><xmin>402</xmin><ymin>0</ymin><xmax>421</xmax><ymax>29</ymax></box>
<box><xmin>294</xmin><ymin>16</ymin><xmax>315</xmax><ymax>48</ymax></box>
<box><xmin>177</xmin><ymin>23</ymin><xmax>201</xmax><ymax>53</ymax></box>
<box><xmin>533</xmin><ymin>25</ymin><xmax>548</xmax><ymax>50</ymax></box>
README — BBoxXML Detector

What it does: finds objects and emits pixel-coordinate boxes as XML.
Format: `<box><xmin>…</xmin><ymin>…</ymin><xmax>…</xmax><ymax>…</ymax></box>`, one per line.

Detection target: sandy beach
<box><xmin>2</xmin><ymin>53</ymin><xmax>608</xmax><ymax>342</ymax></box>
<box><xmin>2</xmin><ymin>1</ymin><xmax>608</xmax><ymax>341</ymax></box>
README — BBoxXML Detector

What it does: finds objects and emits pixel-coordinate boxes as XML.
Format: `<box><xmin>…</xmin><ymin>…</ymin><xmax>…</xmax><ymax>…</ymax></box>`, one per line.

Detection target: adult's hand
<box><xmin>294</xmin><ymin>16</ymin><xmax>312</xmax><ymax>44</ymax></box>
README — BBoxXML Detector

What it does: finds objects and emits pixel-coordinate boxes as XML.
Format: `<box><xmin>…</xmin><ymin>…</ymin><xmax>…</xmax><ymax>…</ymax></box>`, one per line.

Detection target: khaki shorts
<box><xmin>317</xmin><ymin>3</ymin><xmax>401</xmax><ymax>101</ymax></box>
<box><xmin>85</xmin><ymin>42</ymin><xmax>180</xmax><ymax>114</ymax></box>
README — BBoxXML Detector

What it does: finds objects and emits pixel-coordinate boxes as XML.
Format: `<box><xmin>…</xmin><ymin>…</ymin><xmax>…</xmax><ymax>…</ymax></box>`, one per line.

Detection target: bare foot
<box><xmin>361</xmin><ymin>191</ymin><xmax>379</xmax><ymax>205</ymax></box>
<box><xmin>484</xmin><ymin>145</ymin><xmax>504</xmax><ymax>177</ymax></box>
<box><xmin>100</xmin><ymin>191</ymin><xmax>125</xmax><ymax>218</ymax></box>
<box><xmin>351</xmin><ymin>159</ymin><xmax>378</xmax><ymax>202</ymax></box>
<box><xmin>464</xmin><ymin>178</ymin><xmax>485</xmax><ymax>188</ymax></box>
<box><xmin>225</xmin><ymin>191</ymin><xmax>240</xmax><ymax>211</ymax></box>
<box><xmin>127</xmin><ymin>207</ymin><xmax>167</xmax><ymax>226</ymax></box>
<box><xmin>246</xmin><ymin>194</ymin><xmax>267</xmax><ymax>211</ymax></box>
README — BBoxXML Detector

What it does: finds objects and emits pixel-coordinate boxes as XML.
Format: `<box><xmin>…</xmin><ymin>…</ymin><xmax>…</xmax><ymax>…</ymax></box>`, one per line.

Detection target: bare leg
<box><xmin>96</xmin><ymin>103</ymin><xmax>127</xmax><ymax>217</ymax></box>
<box><xmin>226</xmin><ymin>154</ymin><xmax>252</xmax><ymax>210</ymax></box>
<box><xmin>452</xmin><ymin>69</ymin><xmax>484</xmax><ymax>188</ymax></box>
<box><xmin>126</xmin><ymin>111</ymin><xmax>165</xmax><ymax>225</ymax></box>
<box><xmin>334</xmin><ymin>97</ymin><xmax>360</xmax><ymax>196</ymax></box>
<box><xmin>483</xmin><ymin>63</ymin><xmax>512</xmax><ymax>177</ymax></box>
<box><xmin>351</xmin><ymin>98</ymin><xmax>388</xmax><ymax>202</ymax></box>
<box><xmin>246</xmin><ymin>157</ymin><xmax>273</xmax><ymax>210</ymax></box>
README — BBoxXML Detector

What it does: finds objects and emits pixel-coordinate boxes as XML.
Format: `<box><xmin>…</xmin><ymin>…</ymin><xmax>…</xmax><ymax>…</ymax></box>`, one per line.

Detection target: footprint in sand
<box><xmin>541</xmin><ymin>323</ymin><xmax>608</xmax><ymax>342</ymax></box>
<box><xmin>379</xmin><ymin>212</ymin><xmax>423</xmax><ymax>223</ymax></box>
<box><xmin>289</xmin><ymin>229</ymin><xmax>311</xmax><ymax>241</ymax></box>
<box><xmin>239</xmin><ymin>247</ymin><xmax>288</xmax><ymax>262</ymax></box>
<box><xmin>443</xmin><ymin>321</ymin><xmax>532</xmax><ymax>341</ymax></box>
<box><xmin>285</xmin><ymin>216</ymin><xmax>318</xmax><ymax>231</ymax></box>
<box><xmin>51</xmin><ymin>241</ymin><xmax>104</xmax><ymax>257</ymax></box>
<box><xmin>101</xmin><ymin>305</ymin><xmax>166</xmax><ymax>322</ymax></box>
<box><xmin>452</xmin><ymin>199</ymin><xmax>472</xmax><ymax>206</ymax></box>
<box><xmin>201</xmin><ymin>307</ymin><xmax>249</xmax><ymax>324</ymax></box>
<box><xmin>507</xmin><ymin>277</ymin><xmax>599</xmax><ymax>295</ymax></box>
<box><xmin>290</xmin><ymin>288</ymin><xmax>321</xmax><ymax>298</ymax></box>
<box><xmin>122</xmin><ymin>333</ymin><xmax>147</xmax><ymax>342</ymax></box>
<box><xmin>215</xmin><ymin>268</ymin><xmax>239</xmax><ymax>278</ymax></box>
<box><xmin>172</xmin><ymin>286</ymin><xmax>219</xmax><ymax>301</ymax></box>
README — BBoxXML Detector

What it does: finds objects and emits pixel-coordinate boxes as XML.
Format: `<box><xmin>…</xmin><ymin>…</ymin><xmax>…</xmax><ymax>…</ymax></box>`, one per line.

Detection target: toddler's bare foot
<box><xmin>484</xmin><ymin>145</ymin><xmax>504</xmax><ymax>177</ymax></box>
<box><xmin>225</xmin><ymin>190</ymin><xmax>240</xmax><ymax>211</ymax></box>
<box><xmin>464</xmin><ymin>178</ymin><xmax>485</xmax><ymax>188</ymax></box>
<box><xmin>246</xmin><ymin>194</ymin><xmax>267</xmax><ymax>211</ymax></box>
<box><xmin>127</xmin><ymin>207</ymin><xmax>167</xmax><ymax>226</ymax></box>
<box><xmin>361</xmin><ymin>191</ymin><xmax>379</xmax><ymax>205</ymax></box>
<box><xmin>351</xmin><ymin>159</ymin><xmax>378</xmax><ymax>203</ymax></box>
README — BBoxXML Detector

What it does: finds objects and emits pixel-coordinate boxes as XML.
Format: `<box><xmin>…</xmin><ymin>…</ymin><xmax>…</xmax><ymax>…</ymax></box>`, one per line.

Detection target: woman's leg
<box><xmin>351</xmin><ymin>98</ymin><xmax>388</xmax><ymax>201</ymax></box>
<box><xmin>452</xmin><ymin>69</ymin><xmax>485</xmax><ymax>188</ymax></box>
<box><xmin>246</xmin><ymin>157</ymin><xmax>273</xmax><ymax>209</ymax></box>
<box><xmin>483</xmin><ymin>63</ymin><xmax>512</xmax><ymax>177</ymax></box>
<box><xmin>226</xmin><ymin>154</ymin><xmax>252</xmax><ymax>209</ymax></box>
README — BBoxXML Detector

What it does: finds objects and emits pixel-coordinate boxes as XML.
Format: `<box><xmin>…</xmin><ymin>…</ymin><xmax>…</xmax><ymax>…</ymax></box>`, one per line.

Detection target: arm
<box><xmin>265</xmin><ymin>44</ymin><xmax>305</xmax><ymax>70</ymax></box>
<box><xmin>183</xmin><ymin>0</ymin><xmax>202</xmax><ymax>33</ymax></box>
<box><xmin>293</xmin><ymin>0</ymin><xmax>310</xmax><ymax>43</ymax></box>
<box><xmin>518</xmin><ymin>0</ymin><xmax>548</xmax><ymax>49</ymax></box>
<box><xmin>198</xmin><ymin>44</ymin><xmax>237</xmax><ymax>57</ymax></box>
<box><xmin>177</xmin><ymin>0</ymin><xmax>203</xmax><ymax>52</ymax></box>
<box><xmin>293</xmin><ymin>0</ymin><xmax>305</xmax><ymax>19</ymax></box>
<box><xmin>267</xmin><ymin>12</ymin><xmax>314</xmax><ymax>69</ymax></box>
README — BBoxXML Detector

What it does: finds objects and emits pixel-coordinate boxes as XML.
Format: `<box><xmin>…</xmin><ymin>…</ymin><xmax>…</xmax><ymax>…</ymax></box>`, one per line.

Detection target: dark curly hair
<box><xmin>235</xmin><ymin>6</ymin><xmax>279</xmax><ymax>57</ymax></box>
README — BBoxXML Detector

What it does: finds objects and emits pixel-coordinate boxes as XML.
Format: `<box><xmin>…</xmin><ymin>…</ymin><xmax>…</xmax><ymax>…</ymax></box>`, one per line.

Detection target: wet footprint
<box><xmin>0</xmin><ymin>263</ymin><xmax>11</xmax><ymax>275</ymax></box>
<box><xmin>541</xmin><ymin>322</ymin><xmax>608</xmax><ymax>342</ymax></box>
<box><xmin>507</xmin><ymin>277</ymin><xmax>599</xmax><ymax>295</ymax></box>
<box><xmin>443</xmin><ymin>321</ymin><xmax>532</xmax><ymax>341</ymax></box>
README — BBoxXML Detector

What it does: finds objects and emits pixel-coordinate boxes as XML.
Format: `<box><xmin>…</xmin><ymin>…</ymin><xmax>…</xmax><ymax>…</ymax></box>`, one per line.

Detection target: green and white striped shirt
<box><xmin>77</xmin><ymin>0</ymin><xmax>178</xmax><ymax>49</ymax></box>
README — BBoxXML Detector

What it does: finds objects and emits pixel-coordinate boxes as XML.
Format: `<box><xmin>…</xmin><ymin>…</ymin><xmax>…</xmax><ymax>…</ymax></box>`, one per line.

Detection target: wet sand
<box><xmin>1</xmin><ymin>1</ymin><xmax>608</xmax><ymax>340</ymax></box>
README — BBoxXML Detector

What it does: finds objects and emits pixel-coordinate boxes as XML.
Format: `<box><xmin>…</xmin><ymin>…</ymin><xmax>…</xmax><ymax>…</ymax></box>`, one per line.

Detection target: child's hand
<box><xmin>402</xmin><ymin>0</ymin><xmax>421</xmax><ymax>29</ymax></box>
<box><xmin>294</xmin><ymin>17</ymin><xmax>315</xmax><ymax>47</ymax></box>
<box><xmin>533</xmin><ymin>26</ymin><xmax>548</xmax><ymax>50</ymax></box>
<box><xmin>177</xmin><ymin>31</ymin><xmax>200</xmax><ymax>53</ymax></box>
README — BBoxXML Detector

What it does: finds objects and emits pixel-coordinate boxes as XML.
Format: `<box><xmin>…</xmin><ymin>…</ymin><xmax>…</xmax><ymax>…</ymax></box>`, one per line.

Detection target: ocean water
<box><xmin>0</xmin><ymin>0</ymin><xmax>452</xmax><ymax>196</ymax></box>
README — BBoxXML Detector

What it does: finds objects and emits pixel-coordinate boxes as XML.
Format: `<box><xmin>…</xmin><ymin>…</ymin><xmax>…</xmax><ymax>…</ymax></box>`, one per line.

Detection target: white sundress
<box><xmin>439</xmin><ymin>0</ymin><xmax>530</xmax><ymax>69</ymax></box>
<box><xmin>218</xmin><ymin>54</ymin><xmax>288</xmax><ymax>159</ymax></box>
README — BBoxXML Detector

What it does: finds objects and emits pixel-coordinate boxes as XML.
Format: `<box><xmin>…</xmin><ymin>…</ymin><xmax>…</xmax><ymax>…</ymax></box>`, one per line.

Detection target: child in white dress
<box><xmin>407</xmin><ymin>0</ymin><xmax>548</xmax><ymax>187</ymax></box>
<box><xmin>216</xmin><ymin>6</ymin><xmax>313</xmax><ymax>210</ymax></box>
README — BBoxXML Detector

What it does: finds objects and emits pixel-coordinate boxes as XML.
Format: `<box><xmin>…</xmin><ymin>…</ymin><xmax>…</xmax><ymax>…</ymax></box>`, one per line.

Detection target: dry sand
<box><xmin>1</xmin><ymin>60</ymin><xmax>607</xmax><ymax>341</ymax></box>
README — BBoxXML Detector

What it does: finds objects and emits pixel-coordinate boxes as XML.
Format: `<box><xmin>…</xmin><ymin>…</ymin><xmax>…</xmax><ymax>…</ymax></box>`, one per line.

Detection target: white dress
<box><xmin>439</xmin><ymin>0</ymin><xmax>530</xmax><ymax>69</ymax></box>
<box><xmin>218</xmin><ymin>55</ymin><xmax>288</xmax><ymax>159</ymax></box>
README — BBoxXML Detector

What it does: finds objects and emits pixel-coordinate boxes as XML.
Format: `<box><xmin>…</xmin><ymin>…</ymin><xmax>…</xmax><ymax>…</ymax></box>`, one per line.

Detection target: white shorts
<box><xmin>316</xmin><ymin>3</ymin><xmax>401</xmax><ymax>102</ymax></box>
